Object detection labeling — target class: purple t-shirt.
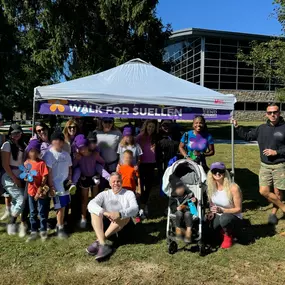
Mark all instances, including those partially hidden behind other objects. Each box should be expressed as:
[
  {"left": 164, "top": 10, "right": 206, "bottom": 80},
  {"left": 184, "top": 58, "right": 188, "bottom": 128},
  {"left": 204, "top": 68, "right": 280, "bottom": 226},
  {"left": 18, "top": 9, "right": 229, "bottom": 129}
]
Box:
[
  {"left": 73, "top": 153, "right": 98, "bottom": 177},
  {"left": 136, "top": 134, "right": 156, "bottom": 163}
]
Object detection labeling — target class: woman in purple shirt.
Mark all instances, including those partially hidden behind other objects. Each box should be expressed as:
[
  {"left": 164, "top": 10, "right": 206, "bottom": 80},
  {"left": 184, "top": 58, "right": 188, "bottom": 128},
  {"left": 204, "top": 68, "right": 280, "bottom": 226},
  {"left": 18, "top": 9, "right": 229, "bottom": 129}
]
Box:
[
  {"left": 136, "top": 120, "right": 157, "bottom": 218},
  {"left": 31, "top": 122, "right": 51, "bottom": 158}
]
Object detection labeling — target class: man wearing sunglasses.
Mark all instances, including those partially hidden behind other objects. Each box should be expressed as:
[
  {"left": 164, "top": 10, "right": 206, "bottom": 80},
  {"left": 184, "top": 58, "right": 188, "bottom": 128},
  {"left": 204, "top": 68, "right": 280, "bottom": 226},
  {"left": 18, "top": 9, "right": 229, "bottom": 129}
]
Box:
[{"left": 232, "top": 103, "right": 285, "bottom": 225}]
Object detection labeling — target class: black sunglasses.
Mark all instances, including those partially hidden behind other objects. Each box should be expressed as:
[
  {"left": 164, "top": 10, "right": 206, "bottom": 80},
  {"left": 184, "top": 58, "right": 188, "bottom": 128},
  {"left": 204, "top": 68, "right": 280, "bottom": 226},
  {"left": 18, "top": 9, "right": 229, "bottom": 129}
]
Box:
[
  {"left": 36, "top": 128, "right": 46, "bottom": 133},
  {"left": 267, "top": 111, "right": 279, "bottom": 115},
  {"left": 68, "top": 125, "right": 77, "bottom": 129},
  {"left": 211, "top": 169, "right": 225, "bottom": 175}
]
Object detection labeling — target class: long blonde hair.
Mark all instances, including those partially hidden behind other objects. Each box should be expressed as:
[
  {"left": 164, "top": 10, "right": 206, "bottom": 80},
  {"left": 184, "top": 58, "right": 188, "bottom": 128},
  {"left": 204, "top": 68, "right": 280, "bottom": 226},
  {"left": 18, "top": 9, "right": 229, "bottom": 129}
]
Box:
[
  {"left": 207, "top": 169, "right": 234, "bottom": 201},
  {"left": 139, "top": 120, "right": 157, "bottom": 146},
  {"left": 63, "top": 119, "right": 78, "bottom": 142}
]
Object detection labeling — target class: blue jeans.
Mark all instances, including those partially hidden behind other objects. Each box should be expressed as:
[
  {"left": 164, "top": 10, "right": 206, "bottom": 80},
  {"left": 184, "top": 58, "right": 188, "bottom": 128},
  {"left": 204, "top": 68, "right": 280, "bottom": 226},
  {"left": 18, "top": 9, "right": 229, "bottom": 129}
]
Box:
[
  {"left": 28, "top": 195, "right": 49, "bottom": 232},
  {"left": 1, "top": 173, "right": 24, "bottom": 216}
]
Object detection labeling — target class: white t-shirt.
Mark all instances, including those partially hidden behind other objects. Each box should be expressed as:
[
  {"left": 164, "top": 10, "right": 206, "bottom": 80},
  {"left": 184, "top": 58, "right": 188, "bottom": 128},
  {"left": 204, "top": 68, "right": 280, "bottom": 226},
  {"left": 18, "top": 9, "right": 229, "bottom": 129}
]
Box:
[
  {"left": 43, "top": 148, "right": 72, "bottom": 196},
  {"left": 97, "top": 130, "right": 122, "bottom": 169},
  {"left": 117, "top": 143, "right": 143, "bottom": 165},
  {"left": 87, "top": 188, "right": 138, "bottom": 218},
  {"left": 1, "top": 141, "right": 24, "bottom": 176}
]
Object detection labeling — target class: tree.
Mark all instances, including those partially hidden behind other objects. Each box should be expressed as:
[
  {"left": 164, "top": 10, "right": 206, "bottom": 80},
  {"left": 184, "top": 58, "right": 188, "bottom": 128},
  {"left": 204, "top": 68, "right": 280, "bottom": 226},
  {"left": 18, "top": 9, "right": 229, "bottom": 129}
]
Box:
[
  {"left": 1, "top": 0, "right": 171, "bottom": 92},
  {"left": 238, "top": 1, "right": 285, "bottom": 99}
]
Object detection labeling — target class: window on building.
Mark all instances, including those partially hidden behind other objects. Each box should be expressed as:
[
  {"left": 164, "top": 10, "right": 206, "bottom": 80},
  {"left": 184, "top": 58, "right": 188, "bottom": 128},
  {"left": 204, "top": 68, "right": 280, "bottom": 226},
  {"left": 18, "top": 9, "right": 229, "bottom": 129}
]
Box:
[
  {"left": 221, "top": 38, "right": 238, "bottom": 46},
  {"left": 204, "top": 74, "right": 219, "bottom": 82},
  {"left": 221, "top": 45, "right": 237, "bottom": 54},
  {"left": 221, "top": 60, "right": 237, "bottom": 69},
  {"left": 221, "top": 67, "right": 237, "bottom": 75},
  {"left": 238, "top": 68, "right": 253, "bottom": 76},
  {"left": 206, "top": 37, "right": 221, "bottom": 45},
  {"left": 205, "top": 44, "right": 220, "bottom": 52},
  {"left": 235, "top": 102, "right": 245, "bottom": 110},
  {"left": 245, "top": 102, "right": 257, "bottom": 111},
  {"left": 205, "top": 59, "right": 219, "bottom": 67},
  {"left": 257, "top": 102, "right": 270, "bottom": 111},
  {"left": 220, "top": 82, "right": 237, "bottom": 89},
  {"left": 238, "top": 83, "right": 253, "bottom": 90},
  {"left": 205, "top": 66, "right": 219, "bottom": 74},
  {"left": 205, "top": 51, "right": 220, "bottom": 60},
  {"left": 204, "top": 81, "right": 219, "bottom": 89}
]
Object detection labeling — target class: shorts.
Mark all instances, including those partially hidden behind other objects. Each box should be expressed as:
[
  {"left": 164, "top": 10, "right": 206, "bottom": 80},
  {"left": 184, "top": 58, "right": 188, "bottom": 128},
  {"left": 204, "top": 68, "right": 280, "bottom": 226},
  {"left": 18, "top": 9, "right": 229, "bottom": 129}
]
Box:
[
  {"left": 259, "top": 162, "right": 285, "bottom": 189},
  {"left": 53, "top": 194, "right": 71, "bottom": 210},
  {"left": 79, "top": 176, "right": 95, "bottom": 189}
]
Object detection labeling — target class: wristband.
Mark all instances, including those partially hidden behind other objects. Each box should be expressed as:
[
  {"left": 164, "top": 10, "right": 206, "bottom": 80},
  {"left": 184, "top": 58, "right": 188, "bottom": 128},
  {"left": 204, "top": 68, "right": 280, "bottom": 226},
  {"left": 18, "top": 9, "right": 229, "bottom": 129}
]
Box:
[{"left": 119, "top": 212, "right": 122, "bottom": 219}]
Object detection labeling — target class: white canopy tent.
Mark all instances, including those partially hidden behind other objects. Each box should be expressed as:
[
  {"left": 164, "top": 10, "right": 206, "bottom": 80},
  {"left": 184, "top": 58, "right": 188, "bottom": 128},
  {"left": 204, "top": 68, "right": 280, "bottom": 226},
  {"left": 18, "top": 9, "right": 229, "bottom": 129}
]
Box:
[{"left": 34, "top": 58, "right": 237, "bottom": 173}]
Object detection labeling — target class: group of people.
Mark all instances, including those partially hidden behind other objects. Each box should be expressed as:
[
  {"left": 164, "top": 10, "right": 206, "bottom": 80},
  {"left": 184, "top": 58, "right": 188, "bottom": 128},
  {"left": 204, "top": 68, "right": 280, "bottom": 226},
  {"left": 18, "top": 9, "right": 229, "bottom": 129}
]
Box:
[{"left": 0, "top": 103, "right": 283, "bottom": 260}]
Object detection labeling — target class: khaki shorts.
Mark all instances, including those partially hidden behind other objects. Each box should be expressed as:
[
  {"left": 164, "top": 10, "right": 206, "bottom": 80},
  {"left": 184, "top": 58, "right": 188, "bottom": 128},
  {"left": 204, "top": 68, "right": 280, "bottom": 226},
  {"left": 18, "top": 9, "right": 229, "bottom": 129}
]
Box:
[{"left": 259, "top": 162, "right": 285, "bottom": 189}]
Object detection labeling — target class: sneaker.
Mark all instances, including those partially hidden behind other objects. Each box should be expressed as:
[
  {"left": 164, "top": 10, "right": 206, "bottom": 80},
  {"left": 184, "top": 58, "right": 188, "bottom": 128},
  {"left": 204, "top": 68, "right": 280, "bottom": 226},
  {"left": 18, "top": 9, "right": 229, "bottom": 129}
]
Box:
[
  {"left": 57, "top": 228, "right": 68, "bottom": 239},
  {"left": 268, "top": 214, "right": 278, "bottom": 225},
  {"left": 86, "top": 240, "right": 99, "bottom": 256},
  {"left": 175, "top": 228, "right": 183, "bottom": 241},
  {"left": 92, "top": 175, "right": 100, "bottom": 185},
  {"left": 7, "top": 223, "right": 17, "bottom": 235},
  {"left": 221, "top": 232, "right": 233, "bottom": 249},
  {"left": 69, "top": 184, "right": 77, "bottom": 195},
  {"left": 139, "top": 209, "right": 146, "bottom": 220},
  {"left": 184, "top": 229, "right": 192, "bottom": 244},
  {"left": 19, "top": 223, "right": 27, "bottom": 238},
  {"left": 95, "top": 244, "right": 112, "bottom": 260},
  {"left": 0, "top": 209, "right": 11, "bottom": 221},
  {"left": 79, "top": 219, "right": 87, "bottom": 229},
  {"left": 26, "top": 232, "right": 38, "bottom": 242},
  {"left": 40, "top": 231, "right": 48, "bottom": 242}
]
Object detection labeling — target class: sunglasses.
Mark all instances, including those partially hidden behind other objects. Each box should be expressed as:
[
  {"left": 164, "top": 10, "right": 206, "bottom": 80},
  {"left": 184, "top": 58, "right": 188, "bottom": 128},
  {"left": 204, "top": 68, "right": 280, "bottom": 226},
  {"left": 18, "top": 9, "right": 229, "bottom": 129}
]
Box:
[
  {"left": 267, "top": 111, "right": 279, "bottom": 115},
  {"left": 103, "top": 120, "right": 113, "bottom": 124},
  {"left": 211, "top": 169, "right": 225, "bottom": 175},
  {"left": 68, "top": 126, "right": 77, "bottom": 130},
  {"left": 36, "top": 128, "right": 46, "bottom": 133}
]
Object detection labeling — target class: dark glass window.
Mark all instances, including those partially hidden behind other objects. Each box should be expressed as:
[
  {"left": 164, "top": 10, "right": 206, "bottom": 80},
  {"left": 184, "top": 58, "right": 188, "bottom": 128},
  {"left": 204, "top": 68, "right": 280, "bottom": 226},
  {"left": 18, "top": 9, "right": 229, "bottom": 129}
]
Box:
[
  {"left": 238, "top": 83, "right": 253, "bottom": 90},
  {"left": 238, "top": 68, "right": 253, "bottom": 76},
  {"left": 221, "top": 60, "right": 237, "bottom": 68},
  {"left": 204, "top": 74, "right": 219, "bottom": 82},
  {"left": 205, "top": 59, "right": 219, "bottom": 67},
  {"left": 245, "top": 102, "right": 257, "bottom": 111},
  {"left": 235, "top": 102, "right": 245, "bottom": 110},
  {"left": 205, "top": 51, "right": 220, "bottom": 60},
  {"left": 221, "top": 45, "right": 237, "bottom": 53},
  {"left": 220, "top": 82, "right": 237, "bottom": 89},
  {"left": 204, "top": 81, "right": 219, "bottom": 89},
  {"left": 206, "top": 37, "right": 220, "bottom": 45},
  {"left": 257, "top": 102, "right": 270, "bottom": 111},
  {"left": 221, "top": 67, "right": 236, "bottom": 75},
  {"left": 205, "top": 66, "right": 219, "bottom": 74},
  {"left": 221, "top": 53, "right": 237, "bottom": 60},
  {"left": 221, "top": 38, "right": 238, "bottom": 46},
  {"left": 205, "top": 44, "right": 220, "bottom": 52},
  {"left": 220, "top": 75, "right": 236, "bottom": 82},
  {"left": 238, "top": 76, "right": 253, "bottom": 83}
]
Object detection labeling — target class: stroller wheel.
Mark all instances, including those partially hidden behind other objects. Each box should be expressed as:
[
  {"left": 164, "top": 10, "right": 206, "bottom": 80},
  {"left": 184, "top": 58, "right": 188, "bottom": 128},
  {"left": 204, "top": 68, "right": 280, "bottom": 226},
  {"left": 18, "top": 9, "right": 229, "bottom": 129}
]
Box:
[{"left": 168, "top": 241, "right": 178, "bottom": 254}]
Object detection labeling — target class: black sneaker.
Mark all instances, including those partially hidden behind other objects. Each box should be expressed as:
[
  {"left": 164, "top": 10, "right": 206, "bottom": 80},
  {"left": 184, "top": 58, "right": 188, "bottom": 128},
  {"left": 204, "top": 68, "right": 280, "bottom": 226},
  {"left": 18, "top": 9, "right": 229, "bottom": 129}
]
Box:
[{"left": 268, "top": 214, "right": 278, "bottom": 225}]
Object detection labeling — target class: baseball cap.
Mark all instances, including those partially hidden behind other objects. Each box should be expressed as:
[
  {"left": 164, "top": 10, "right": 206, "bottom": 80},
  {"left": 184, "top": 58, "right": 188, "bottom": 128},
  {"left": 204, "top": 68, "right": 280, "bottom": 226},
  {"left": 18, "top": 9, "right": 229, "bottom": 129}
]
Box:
[
  {"left": 10, "top": 124, "right": 23, "bottom": 134},
  {"left": 123, "top": 127, "right": 132, "bottom": 136},
  {"left": 74, "top": 134, "right": 88, "bottom": 149},
  {"left": 102, "top": 117, "right": 114, "bottom": 122},
  {"left": 87, "top": 131, "right": 98, "bottom": 143},
  {"left": 210, "top": 162, "right": 226, "bottom": 171},
  {"left": 26, "top": 140, "right": 41, "bottom": 153}
]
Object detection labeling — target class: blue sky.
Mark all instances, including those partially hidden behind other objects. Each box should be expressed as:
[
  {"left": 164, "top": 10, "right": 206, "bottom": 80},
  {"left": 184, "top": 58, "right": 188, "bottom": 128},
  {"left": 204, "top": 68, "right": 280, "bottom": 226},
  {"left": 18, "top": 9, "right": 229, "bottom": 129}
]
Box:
[{"left": 157, "top": 0, "right": 282, "bottom": 36}]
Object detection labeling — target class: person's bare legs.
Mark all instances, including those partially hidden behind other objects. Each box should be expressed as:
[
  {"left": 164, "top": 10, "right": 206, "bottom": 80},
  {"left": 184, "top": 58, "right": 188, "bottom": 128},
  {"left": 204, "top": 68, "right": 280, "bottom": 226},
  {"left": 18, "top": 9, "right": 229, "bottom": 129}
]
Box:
[
  {"left": 272, "top": 188, "right": 283, "bottom": 215},
  {"left": 81, "top": 187, "right": 89, "bottom": 220},
  {"left": 260, "top": 186, "right": 285, "bottom": 212},
  {"left": 105, "top": 218, "right": 130, "bottom": 239},
  {"left": 91, "top": 213, "right": 106, "bottom": 245},
  {"left": 91, "top": 185, "right": 99, "bottom": 199},
  {"left": 57, "top": 208, "right": 65, "bottom": 227}
]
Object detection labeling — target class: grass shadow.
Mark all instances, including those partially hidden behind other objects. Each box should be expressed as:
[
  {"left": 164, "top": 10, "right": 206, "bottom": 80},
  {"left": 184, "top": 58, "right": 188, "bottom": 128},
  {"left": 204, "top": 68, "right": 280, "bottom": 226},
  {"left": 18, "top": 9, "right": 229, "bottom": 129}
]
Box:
[{"left": 234, "top": 168, "right": 268, "bottom": 210}]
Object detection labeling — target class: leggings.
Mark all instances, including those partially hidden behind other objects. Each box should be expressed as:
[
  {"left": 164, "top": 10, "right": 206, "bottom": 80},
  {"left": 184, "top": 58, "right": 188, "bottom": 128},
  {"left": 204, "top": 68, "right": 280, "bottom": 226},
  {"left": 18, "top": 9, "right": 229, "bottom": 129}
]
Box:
[
  {"left": 175, "top": 210, "right": 193, "bottom": 228},
  {"left": 139, "top": 163, "right": 156, "bottom": 205},
  {"left": 212, "top": 213, "right": 240, "bottom": 233}
]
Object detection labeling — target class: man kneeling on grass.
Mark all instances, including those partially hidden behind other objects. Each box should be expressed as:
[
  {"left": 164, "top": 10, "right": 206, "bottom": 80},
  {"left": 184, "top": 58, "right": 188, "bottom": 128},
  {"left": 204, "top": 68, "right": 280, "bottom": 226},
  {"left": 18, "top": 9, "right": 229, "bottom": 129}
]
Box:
[{"left": 86, "top": 172, "right": 138, "bottom": 259}]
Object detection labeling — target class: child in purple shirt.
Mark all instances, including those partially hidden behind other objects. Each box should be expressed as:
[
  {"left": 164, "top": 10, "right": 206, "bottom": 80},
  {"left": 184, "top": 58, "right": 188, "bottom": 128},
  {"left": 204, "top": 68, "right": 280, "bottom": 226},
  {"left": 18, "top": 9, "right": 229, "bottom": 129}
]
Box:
[{"left": 73, "top": 134, "right": 110, "bottom": 229}]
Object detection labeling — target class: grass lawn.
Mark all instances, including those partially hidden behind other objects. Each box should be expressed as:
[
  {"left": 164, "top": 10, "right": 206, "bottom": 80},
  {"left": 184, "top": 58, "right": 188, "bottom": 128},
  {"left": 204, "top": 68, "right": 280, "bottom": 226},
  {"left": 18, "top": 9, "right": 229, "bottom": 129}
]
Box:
[{"left": 1, "top": 144, "right": 285, "bottom": 285}]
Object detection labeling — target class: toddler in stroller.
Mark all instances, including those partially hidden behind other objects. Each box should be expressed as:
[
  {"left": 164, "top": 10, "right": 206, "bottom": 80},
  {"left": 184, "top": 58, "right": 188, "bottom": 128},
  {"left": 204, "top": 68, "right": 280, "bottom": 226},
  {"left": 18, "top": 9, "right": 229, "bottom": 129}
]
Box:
[{"left": 169, "top": 174, "right": 197, "bottom": 243}]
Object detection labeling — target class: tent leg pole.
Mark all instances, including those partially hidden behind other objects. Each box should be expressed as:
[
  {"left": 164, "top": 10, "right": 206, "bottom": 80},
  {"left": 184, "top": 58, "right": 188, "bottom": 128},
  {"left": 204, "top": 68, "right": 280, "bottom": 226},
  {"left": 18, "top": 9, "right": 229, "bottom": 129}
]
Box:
[
  {"left": 231, "top": 122, "right": 235, "bottom": 181},
  {"left": 32, "top": 90, "right": 36, "bottom": 136}
]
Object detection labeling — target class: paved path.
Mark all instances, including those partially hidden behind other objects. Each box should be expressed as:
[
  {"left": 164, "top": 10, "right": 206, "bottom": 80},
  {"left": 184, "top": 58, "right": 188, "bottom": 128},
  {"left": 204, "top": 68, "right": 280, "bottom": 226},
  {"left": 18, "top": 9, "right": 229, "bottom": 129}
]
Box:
[{"left": 215, "top": 139, "right": 257, "bottom": 145}]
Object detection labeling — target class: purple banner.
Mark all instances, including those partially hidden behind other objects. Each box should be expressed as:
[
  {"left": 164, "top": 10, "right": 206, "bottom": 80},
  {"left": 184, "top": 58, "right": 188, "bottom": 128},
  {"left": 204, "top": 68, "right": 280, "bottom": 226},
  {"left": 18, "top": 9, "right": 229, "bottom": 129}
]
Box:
[{"left": 38, "top": 100, "right": 232, "bottom": 120}]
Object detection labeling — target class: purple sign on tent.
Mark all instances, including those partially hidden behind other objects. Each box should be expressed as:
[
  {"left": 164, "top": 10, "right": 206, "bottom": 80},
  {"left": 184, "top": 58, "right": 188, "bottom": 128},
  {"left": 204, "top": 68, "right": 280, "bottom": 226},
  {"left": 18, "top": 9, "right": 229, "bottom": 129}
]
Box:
[{"left": 38, "top": 100, "right": 232, "bottom": 120}]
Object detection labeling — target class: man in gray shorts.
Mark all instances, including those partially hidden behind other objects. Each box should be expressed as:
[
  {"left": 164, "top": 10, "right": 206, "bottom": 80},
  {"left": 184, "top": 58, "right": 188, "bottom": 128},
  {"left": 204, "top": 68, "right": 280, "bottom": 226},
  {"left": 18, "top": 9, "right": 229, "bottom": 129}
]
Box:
[{"left": 233, "top": 103, "right": 285, "bottom": 224}]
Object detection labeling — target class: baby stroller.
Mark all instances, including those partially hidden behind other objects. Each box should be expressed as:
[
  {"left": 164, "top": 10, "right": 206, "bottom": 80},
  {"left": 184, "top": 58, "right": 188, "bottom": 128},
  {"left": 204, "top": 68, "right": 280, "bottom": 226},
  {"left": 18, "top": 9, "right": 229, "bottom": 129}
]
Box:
[{"left": 162, "top": 159, "right": 207, "bottom": 255}]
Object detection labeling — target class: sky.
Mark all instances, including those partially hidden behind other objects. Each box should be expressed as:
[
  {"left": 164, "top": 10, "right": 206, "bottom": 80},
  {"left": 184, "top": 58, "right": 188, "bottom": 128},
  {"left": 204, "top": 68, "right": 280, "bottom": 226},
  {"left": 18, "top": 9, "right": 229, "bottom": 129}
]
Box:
[{"left": 157, "top": 0, "right": 283, "bottom": 36}]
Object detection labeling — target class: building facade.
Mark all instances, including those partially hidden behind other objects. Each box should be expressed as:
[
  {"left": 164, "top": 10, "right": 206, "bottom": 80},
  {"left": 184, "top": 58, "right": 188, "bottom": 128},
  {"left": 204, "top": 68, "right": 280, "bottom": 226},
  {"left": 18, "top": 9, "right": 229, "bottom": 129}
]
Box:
[{"left": 164, "top": 28, "right": 283, "bottom": 120}]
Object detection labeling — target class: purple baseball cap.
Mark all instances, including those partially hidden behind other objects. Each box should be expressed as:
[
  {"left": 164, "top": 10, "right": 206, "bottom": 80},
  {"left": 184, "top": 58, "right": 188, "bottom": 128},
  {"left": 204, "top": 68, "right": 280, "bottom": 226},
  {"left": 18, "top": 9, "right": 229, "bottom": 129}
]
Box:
[
  {"left": 26, "top": 140, "right": 41, "bottom": 153},
  {"left": 210, "top": 162, "right": 226, "bottom": 171},
  {"left": 123, "top": 127, "right": 132, "bottom": 136},
  {"left": 74, "top": 134, "right": 88, "bottom": 149}
]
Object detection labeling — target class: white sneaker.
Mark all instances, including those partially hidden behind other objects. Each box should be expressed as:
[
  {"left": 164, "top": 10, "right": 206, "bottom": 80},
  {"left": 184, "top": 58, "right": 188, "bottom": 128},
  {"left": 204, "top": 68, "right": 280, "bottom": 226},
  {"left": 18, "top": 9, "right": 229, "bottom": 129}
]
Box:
[
  {"left": 79, "top": 219, "right": 87, "bottom": 229},
  {"left": 92, "top": 175, "right": 100, "bottom": 185},
  {"left": 40, "top": 231, "right": 48, "bottom": 242},
  {"left": 7, "top": 224, "right": 17, "bottom": 235},
  {"left": 68, "top": 184, "right": 77, "bottom": 195},
  {"left": 19, "top": 223, "right": 27, "bottom": 238},
  {"left": 139, "top": 209, "right": 146, "bottom": 220},
  {"left": 26, "top": 232, "right": 38, "bottom": 242},
  {"left": 0, "top": 209, "right": 11, "bottom": 221}
]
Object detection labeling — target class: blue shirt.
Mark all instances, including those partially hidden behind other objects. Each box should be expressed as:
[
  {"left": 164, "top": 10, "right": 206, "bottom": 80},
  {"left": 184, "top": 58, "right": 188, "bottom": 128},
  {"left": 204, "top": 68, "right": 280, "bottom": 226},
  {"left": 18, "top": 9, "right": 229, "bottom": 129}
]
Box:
[{"left": 181, "top": 130, "right": 214, "bottom": 157}]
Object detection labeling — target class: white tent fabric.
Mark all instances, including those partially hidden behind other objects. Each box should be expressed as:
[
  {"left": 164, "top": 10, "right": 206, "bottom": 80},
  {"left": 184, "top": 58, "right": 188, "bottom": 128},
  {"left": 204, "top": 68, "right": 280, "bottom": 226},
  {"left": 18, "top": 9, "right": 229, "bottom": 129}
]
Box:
[{"left": 35, "top": 59, "right": 236, "bottom": 110}]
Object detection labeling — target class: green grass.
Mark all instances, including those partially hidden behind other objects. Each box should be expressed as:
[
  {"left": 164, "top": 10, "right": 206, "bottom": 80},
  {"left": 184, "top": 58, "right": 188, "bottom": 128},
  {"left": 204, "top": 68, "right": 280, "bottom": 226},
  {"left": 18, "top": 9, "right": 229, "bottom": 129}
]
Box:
[{"left": 1, "top": 144, "right": 285, "bottom": 285}]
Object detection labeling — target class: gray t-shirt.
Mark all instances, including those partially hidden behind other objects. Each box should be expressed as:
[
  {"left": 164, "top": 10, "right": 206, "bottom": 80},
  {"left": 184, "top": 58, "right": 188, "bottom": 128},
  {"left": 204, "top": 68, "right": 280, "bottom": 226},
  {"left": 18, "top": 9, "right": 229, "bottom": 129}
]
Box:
[
  {"left": 97, "top": 130, "right": 122, "bottom": 171},
  {"left": 117, "top": 143, "right": 143, "bottom": 165}
]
